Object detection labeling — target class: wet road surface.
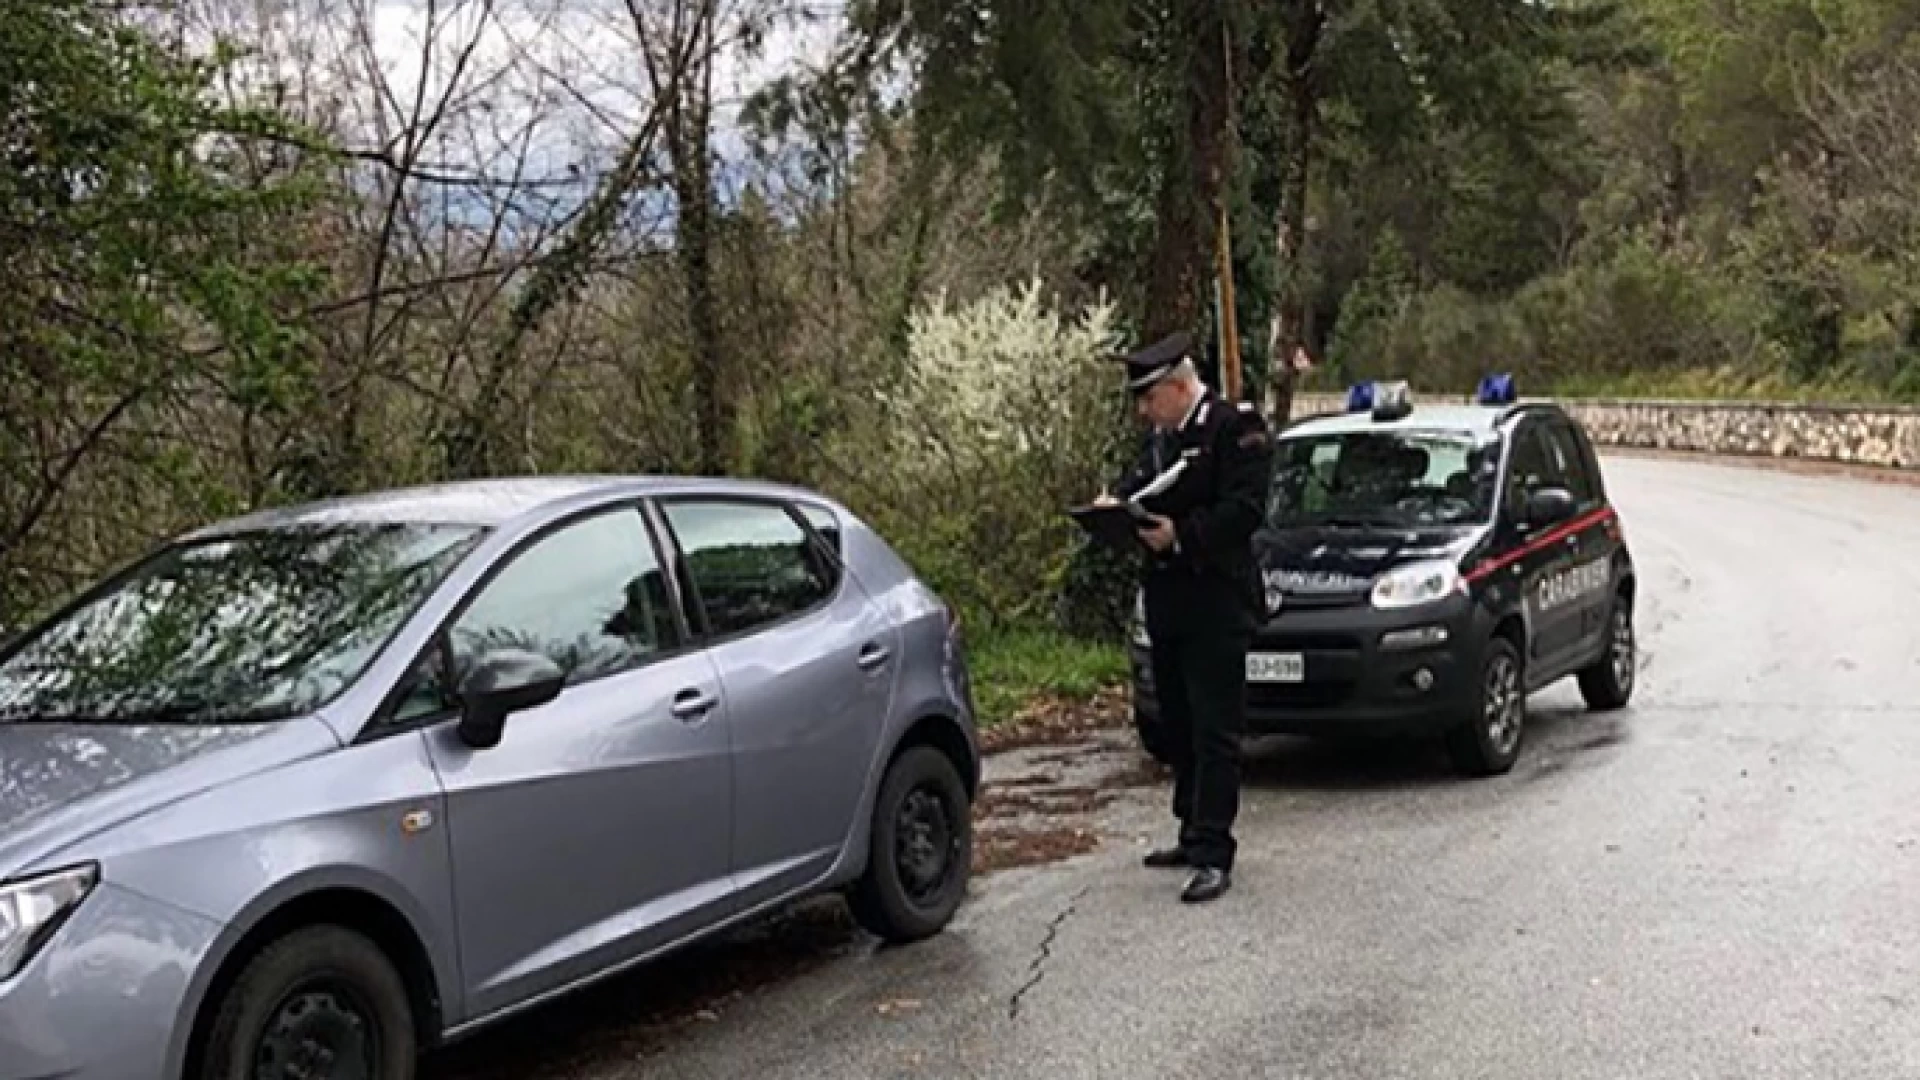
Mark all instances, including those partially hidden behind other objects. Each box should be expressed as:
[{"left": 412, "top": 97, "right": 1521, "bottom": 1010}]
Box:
[{"left": 424, "top": 453, "right": 1920, "bottom": 1079}]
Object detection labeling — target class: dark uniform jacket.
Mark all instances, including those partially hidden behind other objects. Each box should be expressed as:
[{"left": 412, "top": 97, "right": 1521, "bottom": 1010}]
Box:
[{"left": 1113, "top": 388, "right": 1276, "bottom": 636}]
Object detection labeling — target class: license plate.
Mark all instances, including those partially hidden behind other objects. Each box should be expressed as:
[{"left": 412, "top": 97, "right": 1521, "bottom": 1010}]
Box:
[{"left": 1247, "top": 652, "right": 1305, "bottom": 683}]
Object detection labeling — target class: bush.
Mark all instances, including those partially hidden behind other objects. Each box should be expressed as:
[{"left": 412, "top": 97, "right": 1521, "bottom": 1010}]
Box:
[{"left": 823, "top": 276, "right": 1128, "bottom": 636}]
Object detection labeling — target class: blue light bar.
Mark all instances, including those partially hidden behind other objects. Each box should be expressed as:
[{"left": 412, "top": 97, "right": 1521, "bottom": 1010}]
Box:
[
  {"left": 1476, "top": 373, "right": 1517, "bottom": 405},
  {"left": 1346, "top": 382, "right": 1376, "bottom": 412}
]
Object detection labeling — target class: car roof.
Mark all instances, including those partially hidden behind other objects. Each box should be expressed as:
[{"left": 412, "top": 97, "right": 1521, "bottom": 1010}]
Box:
[
  {"left": 1282, "top": 402, "right": 1560, "bottom": 440},
  {"left": 184, "top": 475, "right": 836, "bottom": 539}
]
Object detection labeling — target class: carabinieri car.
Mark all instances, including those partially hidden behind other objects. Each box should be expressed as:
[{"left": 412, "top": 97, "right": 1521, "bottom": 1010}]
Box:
[{"left": 1131, "top": 377, "right": 1638, "bottom": 776}]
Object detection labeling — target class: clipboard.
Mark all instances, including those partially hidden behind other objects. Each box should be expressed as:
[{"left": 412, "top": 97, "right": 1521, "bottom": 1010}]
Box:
[
  {"left": 1068, "top": 500, "right": 1153, "bottom": 555},
  {"left": 1069, "top": 458, "right": 1187, "bottom": 555}
]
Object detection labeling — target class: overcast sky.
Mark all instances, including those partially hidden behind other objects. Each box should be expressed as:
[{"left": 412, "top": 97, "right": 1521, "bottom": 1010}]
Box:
[{"left": 194, "top": 0, "right": 847, "bottom": 189}]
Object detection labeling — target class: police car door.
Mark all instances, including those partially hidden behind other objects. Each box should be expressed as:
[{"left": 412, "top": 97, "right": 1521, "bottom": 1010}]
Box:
[
  {"left": 1505, "top": 420, "right": 1586, "bottom": 677},
  {"left": 1537, "top": 415, "right": 1615, "bottom": 662}
]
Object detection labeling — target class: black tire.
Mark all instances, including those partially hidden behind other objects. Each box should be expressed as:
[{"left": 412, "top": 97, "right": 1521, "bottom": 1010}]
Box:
[
  {"left": 850, "top": 745, "right": 972, "bottom": 944},
  {"left": 198, "top": 925, "right": 416, "bottom": 1080},
  {"left": 1578, "top": 591, "right": 1636, "bottom": 711},
  {"left": 1447, "top": 636, "right": 1526, "bottom": 777}
]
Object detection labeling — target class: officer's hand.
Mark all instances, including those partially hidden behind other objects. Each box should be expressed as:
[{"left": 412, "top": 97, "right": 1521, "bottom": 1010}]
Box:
[{"left": 1138, "top": 514, "right": 1176, "bottom": 552}]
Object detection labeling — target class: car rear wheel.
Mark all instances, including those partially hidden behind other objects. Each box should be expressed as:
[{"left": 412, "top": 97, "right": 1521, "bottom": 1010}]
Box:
[
  {"left": 198, "top": 925, "right": 416, "bottom": 1080},
  {"left": 849, "top": 745, "right": 972, "bottom": 943},
  {"left": 1447, "top": 636, "right": 1525, "bottom": 777},
  {"left": 1578, "top": 592, "right": 1636, "bottom": 711}
]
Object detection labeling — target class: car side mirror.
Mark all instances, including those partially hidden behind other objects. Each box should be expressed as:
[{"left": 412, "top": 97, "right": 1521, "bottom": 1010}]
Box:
[
  {"left": 456, "top": 648, "right": 565, "bottom": 749},
  {"left": 1523, "top": 486, "right": 1577, "bottom": 529}
]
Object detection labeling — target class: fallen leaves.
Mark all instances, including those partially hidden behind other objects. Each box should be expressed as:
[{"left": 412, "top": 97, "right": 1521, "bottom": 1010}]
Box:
[{"left": 979, "top": 686, "right": 1130, "bottom": 754}]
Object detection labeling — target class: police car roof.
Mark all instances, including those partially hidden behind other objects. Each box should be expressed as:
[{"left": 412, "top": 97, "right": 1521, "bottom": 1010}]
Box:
[{"left": 1283, "top": 402, "right": 1533, "bottom": 440}]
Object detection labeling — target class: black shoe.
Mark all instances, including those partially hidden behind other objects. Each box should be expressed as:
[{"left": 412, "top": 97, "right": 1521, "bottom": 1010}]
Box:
[
  {"left": 1181, "top": 866, "right": 1231, "bottom": 903},
  {"left": 1143, "top": 846, "right": 1190, "bottom": 868}
]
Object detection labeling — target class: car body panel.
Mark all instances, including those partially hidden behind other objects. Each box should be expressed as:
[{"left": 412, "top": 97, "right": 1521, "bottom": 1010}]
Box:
[
  {"left": 424, "top": 645, "right": 735, "bottom": 1019},
  {"left": 0, "top": 719, "right": 338, "bottom": 879},
  {"left": 0, "top": 882, "right": 221, "bottom": 1080}
]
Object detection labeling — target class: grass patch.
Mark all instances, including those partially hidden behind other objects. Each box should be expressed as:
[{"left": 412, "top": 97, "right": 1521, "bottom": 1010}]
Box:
[{"left": 968, "top": 627, "right": 1129, "bottom": 729}]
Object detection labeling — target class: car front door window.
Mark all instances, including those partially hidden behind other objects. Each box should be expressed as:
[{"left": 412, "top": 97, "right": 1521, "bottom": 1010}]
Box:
[{"left": 450, "top": 508, "right": 679, "bottom": 690}]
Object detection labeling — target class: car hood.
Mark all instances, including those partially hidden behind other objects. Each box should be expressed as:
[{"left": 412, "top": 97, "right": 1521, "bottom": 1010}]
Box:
[
  {"left": 1254, "top": 523, "right": 1487, "bottom": 603},
  {"left": 0, "top": 718, "right": 339, "bottom": 878}
]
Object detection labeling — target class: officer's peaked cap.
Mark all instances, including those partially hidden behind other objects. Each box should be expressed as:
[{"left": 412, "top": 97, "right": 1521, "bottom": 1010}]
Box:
[{"left": 1114, "top": 331, "right": 1193, "bottom": 393}]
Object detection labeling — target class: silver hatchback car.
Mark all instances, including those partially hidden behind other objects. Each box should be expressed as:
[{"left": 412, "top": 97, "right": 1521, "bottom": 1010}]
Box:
[{"left": 0, "top": 476, "right": 979, "bottom": 1080}]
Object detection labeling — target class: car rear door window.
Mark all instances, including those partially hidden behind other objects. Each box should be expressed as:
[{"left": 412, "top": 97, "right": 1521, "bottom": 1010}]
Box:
[
  {"left": 660, "top": 499, "right": 838, "bottom": 638},
  {"left": 449, "top": 508, "right": 680, "bottom": 689}
]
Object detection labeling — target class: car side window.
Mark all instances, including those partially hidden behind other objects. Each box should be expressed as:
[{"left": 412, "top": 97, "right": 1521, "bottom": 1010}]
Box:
[
  {"left": 1503, "top": 423, "right": 1555, "bottom": 520},
  {"left": 390, "top": 644, "right": 454, "bottom": 725},
  {"left": 660, "top": 499, "right": 838, "bottom": 638},
  {"left": 1540, "top": 419, "right": 1599, "bottom": 508},
  {"left": 448, "top": 508, "right": 679, "bottom": 691},
  {"left": 796, "top": 502, "right": 843, "bottom": 559}
]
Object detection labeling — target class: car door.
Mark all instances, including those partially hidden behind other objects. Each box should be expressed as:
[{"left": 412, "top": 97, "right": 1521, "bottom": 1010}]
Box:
[
  {"left": 653, "top": 495, "right": 896, "bottom": 910},
  {"left": 1503, "top": 420, "right": 1587, "bottom": 679},
  {"left": 412, "top": 504, "right": 735, "bottom": 1019},
  {"left": 1539, "top": 416, "right": 1618, "bottom": 662}
]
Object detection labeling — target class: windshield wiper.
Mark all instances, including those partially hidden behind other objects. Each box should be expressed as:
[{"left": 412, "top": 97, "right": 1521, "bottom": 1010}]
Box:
[{"left": 1315, "top": 513, "right": 1407, "bottom": 529}]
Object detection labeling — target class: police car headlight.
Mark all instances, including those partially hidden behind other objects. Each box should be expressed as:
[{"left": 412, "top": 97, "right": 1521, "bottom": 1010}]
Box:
[
  {"left": 1130, "top": 590, "right": 1150, "bottom": 648},
  {"left": 1370, "top": 560, "right": 1464, "bottom": 610}
]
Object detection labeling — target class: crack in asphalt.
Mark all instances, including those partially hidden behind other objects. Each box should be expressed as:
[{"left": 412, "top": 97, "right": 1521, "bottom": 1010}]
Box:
[{"left": 1008, "top": 885, "right": 1090, "bottom": 1021}]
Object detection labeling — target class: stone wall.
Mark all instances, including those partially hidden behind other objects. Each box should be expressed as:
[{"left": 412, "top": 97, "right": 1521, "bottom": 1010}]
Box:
[{"left": 1286, "top": 392, "right": 1920, "bottom": 471}]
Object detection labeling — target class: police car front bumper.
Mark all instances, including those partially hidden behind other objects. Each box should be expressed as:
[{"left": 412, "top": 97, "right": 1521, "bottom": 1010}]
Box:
[{"left": 1131, "top": 591, "right": 1481, "bottom": 738}]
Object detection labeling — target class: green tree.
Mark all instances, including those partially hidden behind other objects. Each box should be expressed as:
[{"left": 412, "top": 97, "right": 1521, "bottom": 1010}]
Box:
[{"left": 0, "top": 0, "right": 320, "bottom": 627}]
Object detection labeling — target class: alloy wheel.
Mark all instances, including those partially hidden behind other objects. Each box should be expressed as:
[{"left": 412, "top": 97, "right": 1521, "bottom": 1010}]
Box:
[
  {"left": 1610, "top": 607, "right": 1635, "bottom": 691},
  {"left": 1484, "top": 653, "right": 1523, "bottom": 756}
]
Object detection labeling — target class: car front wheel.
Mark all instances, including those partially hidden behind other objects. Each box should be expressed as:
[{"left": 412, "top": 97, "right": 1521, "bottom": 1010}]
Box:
[
  {"left": 198, "top": 925, "right": 416, "bottom": 1080},
  {"left": 850, "top": 745, "right": 972, "bottom": 943},
  {"left": 1447, "top": 636, "right": 1526, "bottom": 777}
]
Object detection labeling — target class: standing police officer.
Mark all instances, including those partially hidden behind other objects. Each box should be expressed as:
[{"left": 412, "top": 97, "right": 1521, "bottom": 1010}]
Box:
[{"left": 1099, "top": 331, "right": 1274, "bottom": 903}]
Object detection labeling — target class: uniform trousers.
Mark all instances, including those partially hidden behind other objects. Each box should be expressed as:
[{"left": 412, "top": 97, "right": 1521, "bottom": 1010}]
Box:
[{"left": 1145, "top": 610, "right": 1250, "bottom": 871}]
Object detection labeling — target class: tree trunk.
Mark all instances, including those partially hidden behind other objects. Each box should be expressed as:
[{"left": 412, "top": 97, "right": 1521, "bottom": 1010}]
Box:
[
  {"left": 1142, "top": 4, "right": 1233, "bottom": 343},
  {"left": 666, "top": 1, "right": 726, "bottom": 476},
  {"left": 1267, "top": 1, "right": 1324, "bottom": 425}
]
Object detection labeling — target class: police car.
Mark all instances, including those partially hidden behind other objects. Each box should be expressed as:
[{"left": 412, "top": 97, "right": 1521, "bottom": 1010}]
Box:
[{"left": 1129, "top": 376, "right": 1637, "bottom": 776}]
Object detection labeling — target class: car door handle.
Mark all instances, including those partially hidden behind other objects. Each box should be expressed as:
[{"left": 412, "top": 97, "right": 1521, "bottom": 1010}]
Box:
[
  {"left": 671, "top": 689, "right": 717, "bottom": 720},
  {"left": 857, "top": 643, "right": 892, "bottom": 671}
]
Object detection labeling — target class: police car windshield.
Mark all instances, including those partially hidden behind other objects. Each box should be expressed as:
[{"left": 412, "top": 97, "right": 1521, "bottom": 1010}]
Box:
[{"left": 1267, "top": 429, "right": 1499, "bottom": 529}]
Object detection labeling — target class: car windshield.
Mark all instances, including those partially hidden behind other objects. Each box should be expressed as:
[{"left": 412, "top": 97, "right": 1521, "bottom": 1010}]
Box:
[
  {"left": 0, "top": 522, "right": 484, "bottom": 726},
  {"left": 1267, "top": 428, "right": 1501, "bottom": 529}
]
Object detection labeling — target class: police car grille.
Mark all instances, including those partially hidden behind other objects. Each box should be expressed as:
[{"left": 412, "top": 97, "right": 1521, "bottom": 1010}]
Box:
[{"left": 1248, "top": 682, "right": 1353, "bottom": 709}]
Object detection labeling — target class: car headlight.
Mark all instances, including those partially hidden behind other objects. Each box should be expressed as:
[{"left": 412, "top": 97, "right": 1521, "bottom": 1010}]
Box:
[
  {"left": 1130, "top": 590, "right": 1150, "bottom": 648},
  {"left": 0, "top": 864, "right": 97, "bottom": 981},
  {"left": 1370, "top": 559, "right": 1465, "bottom": 610}
]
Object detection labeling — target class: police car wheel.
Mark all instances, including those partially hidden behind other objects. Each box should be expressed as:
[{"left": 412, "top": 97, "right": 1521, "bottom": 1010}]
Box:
[
  {"left": 1578, "top": 593, "right": 1636, "bottom": 711},
  {"left": 1447, "top": 637, "right": 1525, "bottom": 777},
  {"left": 849, "top": 745, "right": 971, "bottom": 944}
]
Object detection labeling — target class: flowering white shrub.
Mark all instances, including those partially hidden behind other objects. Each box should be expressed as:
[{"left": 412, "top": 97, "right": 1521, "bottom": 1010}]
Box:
[
  {"left": 887, "top": 275, "right": 1121, "bottom": 465},
  {"left": 850, "top": 276, "right": 1129, "bottom": 628}
]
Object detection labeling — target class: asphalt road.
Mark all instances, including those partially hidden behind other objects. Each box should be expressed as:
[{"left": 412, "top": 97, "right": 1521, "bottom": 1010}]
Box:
[{"left": 425, "top": 453, "right": 1920, "bottom": 1079}]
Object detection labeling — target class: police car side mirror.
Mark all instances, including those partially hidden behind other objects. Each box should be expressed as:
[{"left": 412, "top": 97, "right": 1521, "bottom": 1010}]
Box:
[{"left": 1523, "top": 486, "right": 1577, "bottom": 529}]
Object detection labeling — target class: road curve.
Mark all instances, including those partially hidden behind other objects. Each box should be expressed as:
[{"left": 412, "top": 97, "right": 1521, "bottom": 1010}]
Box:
[{"left": 427, "top": 453, "right": 1920, "bottom": 1079}]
